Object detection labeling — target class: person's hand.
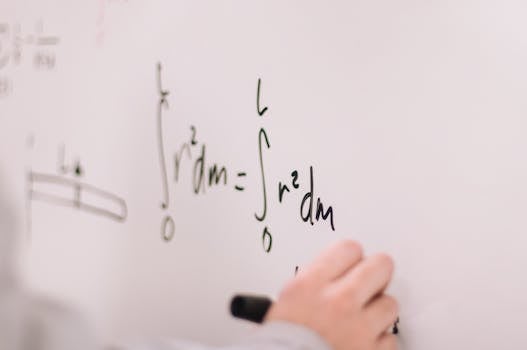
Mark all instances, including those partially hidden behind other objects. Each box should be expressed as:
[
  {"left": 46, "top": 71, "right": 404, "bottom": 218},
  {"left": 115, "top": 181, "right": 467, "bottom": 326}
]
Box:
[{"left": 265, "top": 240, "right": 398, "bottom": 350}]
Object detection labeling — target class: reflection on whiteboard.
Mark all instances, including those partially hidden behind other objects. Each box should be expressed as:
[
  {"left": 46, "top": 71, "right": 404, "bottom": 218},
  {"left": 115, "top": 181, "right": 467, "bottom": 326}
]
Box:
[{"left": 0, "top": 20, "right": 60, "bottom": 98}]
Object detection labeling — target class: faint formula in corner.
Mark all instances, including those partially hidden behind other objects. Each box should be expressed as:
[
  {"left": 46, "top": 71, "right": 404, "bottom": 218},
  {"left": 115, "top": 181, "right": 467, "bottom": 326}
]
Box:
[{"left": 0, "top": 20, "right": 60, "bottom": 98}]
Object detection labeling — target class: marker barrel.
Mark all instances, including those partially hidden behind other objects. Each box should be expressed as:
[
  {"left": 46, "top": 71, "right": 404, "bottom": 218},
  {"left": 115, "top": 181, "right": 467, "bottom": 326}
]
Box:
[{"left": 230, "top": 295, "right": 272, "bottom": 324}]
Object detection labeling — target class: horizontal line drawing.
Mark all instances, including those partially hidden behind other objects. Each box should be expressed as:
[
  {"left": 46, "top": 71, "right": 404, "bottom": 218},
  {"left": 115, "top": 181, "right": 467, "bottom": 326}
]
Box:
[
  {"left": 37, "top": 37, "right": 60, "bottom": 46},
  {"left": 28, "top": 171, "right": 127, "bottom": 222}
]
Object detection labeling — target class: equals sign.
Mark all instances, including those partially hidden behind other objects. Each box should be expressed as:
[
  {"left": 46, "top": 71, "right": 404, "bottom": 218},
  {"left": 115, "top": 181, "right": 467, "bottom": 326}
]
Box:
[{"left": 234, "top": 172, "right": 247, "bottom": 191}]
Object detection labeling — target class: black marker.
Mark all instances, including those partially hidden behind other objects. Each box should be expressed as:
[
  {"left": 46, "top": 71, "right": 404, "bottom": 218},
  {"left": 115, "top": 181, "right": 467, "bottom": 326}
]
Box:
[{"left": 230, "top": 295, "right": 272, "bottom": 323}]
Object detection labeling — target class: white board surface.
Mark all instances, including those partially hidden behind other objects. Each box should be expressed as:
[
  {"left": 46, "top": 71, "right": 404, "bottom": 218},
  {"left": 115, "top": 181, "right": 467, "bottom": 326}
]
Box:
[{"left": 1, "top": 1, "right": 527, "bottom": 349}]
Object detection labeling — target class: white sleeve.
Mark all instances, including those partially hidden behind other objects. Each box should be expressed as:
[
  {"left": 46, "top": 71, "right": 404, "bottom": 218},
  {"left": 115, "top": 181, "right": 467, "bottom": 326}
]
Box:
[
  {"left": 121, "top": 321, "right": 332, "bottom": 350},
  {"left": 225, "top": 321, "right": 332, "bottom": 350},
  {"left": 0, "top": 288, "right": 97, "bottom": 350}
]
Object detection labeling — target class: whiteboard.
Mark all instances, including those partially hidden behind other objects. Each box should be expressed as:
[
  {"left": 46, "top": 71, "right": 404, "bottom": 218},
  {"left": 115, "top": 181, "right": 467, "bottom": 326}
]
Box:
[{"left": 1, "top": 1, "right": 527, "bottom": 349}]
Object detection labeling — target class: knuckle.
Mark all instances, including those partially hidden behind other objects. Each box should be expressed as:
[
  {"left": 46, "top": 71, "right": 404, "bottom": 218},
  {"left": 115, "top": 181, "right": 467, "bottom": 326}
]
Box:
[
  {"left": 374, "top": 253, "right": 394, "bottom": 273},
  {"left": 335, "top": 283, "right": 362, "bottom": 307},
  {"left": 340, "top": 239, "right": 363, "bottom": 257},
  {"left": 384, "top": 295, "right": 399, "bottom": 316},
  {"left": 326, "top": 285, "right": 357, "bottom": 309}
]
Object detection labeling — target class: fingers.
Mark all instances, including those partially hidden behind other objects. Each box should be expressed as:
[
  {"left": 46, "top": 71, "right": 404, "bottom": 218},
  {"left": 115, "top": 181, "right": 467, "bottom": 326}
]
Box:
[
  {"left": 354, "top": 253, "right": 394, "bottom": 304},
  {"left": 333, "top": 253, "right": 394, "bottom": 305},
  {"left": 301, "top": 240, "right": 363, "bottom": 282},
  {"left": 377, "top": 334, "right": 398, "bottom": 350},
  {"left": 365, "top": 294, "right": 399, "bottom": 335}
]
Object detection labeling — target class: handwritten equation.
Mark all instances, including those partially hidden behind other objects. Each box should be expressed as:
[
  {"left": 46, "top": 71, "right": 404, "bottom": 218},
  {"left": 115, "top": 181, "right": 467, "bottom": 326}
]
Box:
[
  {"left": 155, "top": 63, "right": 336, "bottom": 252},
  {"left": 26, "top": 141, "right": 127, "bottom": 234},
  {"left": 0, "top": 20, "right": 60, "bottom": 98}
]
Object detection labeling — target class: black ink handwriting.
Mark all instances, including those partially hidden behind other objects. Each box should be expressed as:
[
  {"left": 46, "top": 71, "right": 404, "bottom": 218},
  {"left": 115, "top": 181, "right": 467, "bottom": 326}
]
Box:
[{"left": 255, "top": 128, "right": 270, "bottom": 221}]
